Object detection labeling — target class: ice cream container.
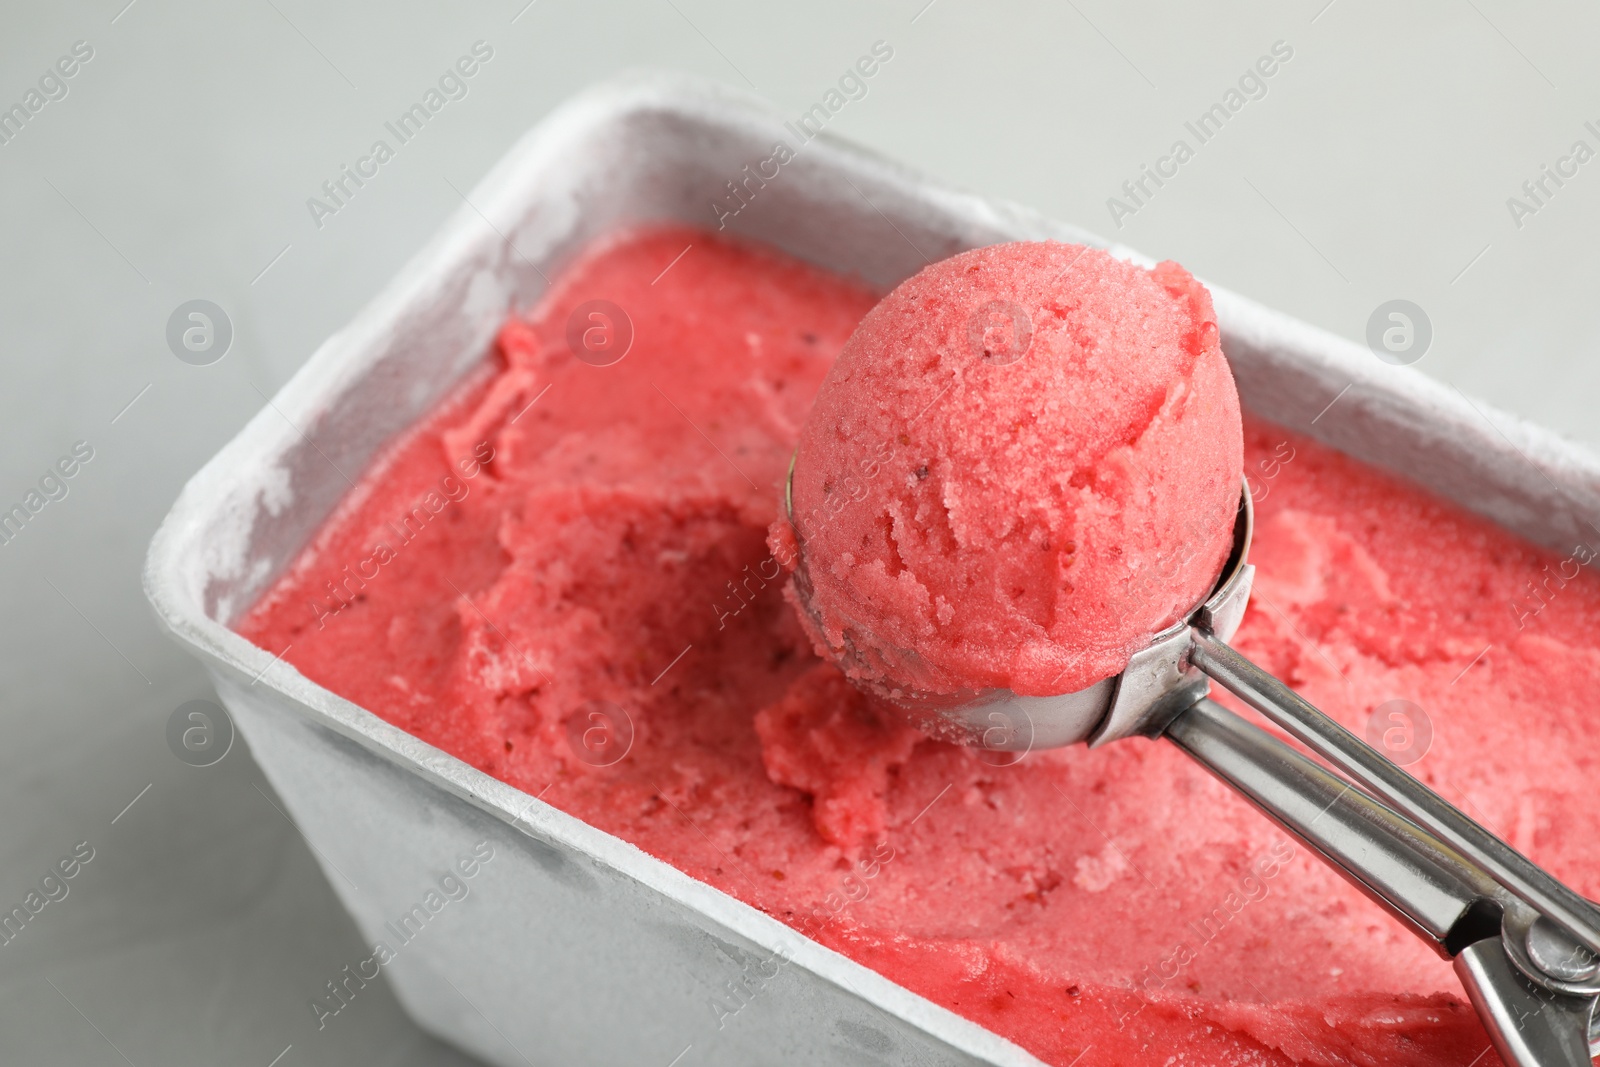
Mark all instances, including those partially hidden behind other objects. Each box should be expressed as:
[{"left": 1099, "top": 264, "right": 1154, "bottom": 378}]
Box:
[{"left": 143, "top": 71, "right": 1600, "bottom": 1067}]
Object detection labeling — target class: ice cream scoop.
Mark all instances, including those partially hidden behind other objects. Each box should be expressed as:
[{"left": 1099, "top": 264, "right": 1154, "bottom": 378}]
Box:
[{"left": 782, "top": 242, "right": 1600, "bottom": 1067}]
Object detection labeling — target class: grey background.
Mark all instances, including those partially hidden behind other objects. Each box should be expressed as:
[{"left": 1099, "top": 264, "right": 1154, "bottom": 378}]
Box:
[{"left": 2, "top": 0, "right": 1596, "bottom": 1063}]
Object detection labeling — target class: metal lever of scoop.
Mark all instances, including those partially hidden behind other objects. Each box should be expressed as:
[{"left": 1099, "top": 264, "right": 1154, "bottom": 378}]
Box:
[
  {"left": 1456, "top": 939, "right": 1599, "bottom": 1067},
  {"left": 1163, "top": 696, "right": 1599, "bottom": 1067},
  {"left": 1188, "top": 629, "right": 1600, "bottom": 964},
  {"left": 1165, "top": 697, "right": 1496, "bottom": 952}
]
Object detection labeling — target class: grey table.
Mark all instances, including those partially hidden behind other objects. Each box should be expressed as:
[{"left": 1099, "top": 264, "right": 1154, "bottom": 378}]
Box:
[{"left": 3, "top": 0, "right": 1597, "bottom": 1063}]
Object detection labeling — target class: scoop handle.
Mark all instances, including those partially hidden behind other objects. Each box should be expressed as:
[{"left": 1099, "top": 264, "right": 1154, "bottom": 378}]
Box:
[
  {"left": 1164, "top": 696, "right": 1597, "bottom": 1067},
  {"left": 1164, "top": 696, "right": 1493, "bottom": 949},
  {"left": 1189, "top": 629, "right": 1600, "bottom": 962}
]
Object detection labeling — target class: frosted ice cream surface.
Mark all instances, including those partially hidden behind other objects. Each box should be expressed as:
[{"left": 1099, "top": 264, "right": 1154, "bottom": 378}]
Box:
[
  {"left": 780, "top": 242, "right": 1245, "bottom": 699},
  {"left": 238, "top": 227, "right": 1600, "bottom": 1067}
]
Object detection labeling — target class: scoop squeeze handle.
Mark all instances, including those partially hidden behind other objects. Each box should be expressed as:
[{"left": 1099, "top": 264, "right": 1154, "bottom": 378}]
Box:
[
  {"left": 1165, "top": 696, "right": 1494, "bottom": 950},
  {"left": 1189, "top": 629, "right": 1600, "bottom": 962},
  {"left": 1164, "top": 693, "right": 1598, "bottom": 1067}
]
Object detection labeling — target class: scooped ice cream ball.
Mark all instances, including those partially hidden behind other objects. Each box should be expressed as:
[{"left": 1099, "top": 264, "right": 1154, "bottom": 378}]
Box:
[{"left": 776, "top": 241, "right": 1244, "bottom": 700}]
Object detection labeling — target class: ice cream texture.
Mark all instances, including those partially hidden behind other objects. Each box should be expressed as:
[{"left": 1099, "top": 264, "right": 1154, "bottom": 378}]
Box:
[
  {"left": 239, "top": 224, "right": 1600, "bottom": 1067},
  {"left": 784, "top": 241, "right": 1243, "bottom": 699}
]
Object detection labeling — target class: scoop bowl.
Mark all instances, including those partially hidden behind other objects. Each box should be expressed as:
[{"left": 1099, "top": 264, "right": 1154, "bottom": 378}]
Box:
[{"left": 783, "top": 462, "right": 1255, "bottom": 754}]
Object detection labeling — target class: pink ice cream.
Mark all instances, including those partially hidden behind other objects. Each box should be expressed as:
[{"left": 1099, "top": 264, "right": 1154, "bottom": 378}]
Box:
[
  {"left": 237, "top": 224, "right": 1600, "bottom": 1067},
  {"left": 782, "top": 242, "right": 1244, "bottom": 699}
]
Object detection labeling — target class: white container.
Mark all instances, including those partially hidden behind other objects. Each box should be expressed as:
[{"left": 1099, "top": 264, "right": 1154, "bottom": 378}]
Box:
[{"left": 144, "top": 72, "right": 1600, "bottom": 1067}]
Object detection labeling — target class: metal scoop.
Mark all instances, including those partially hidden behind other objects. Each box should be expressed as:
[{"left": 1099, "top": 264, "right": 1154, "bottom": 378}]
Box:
[{"left": 786, "top": 468, "right": 1600, "bottom": 1067}]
